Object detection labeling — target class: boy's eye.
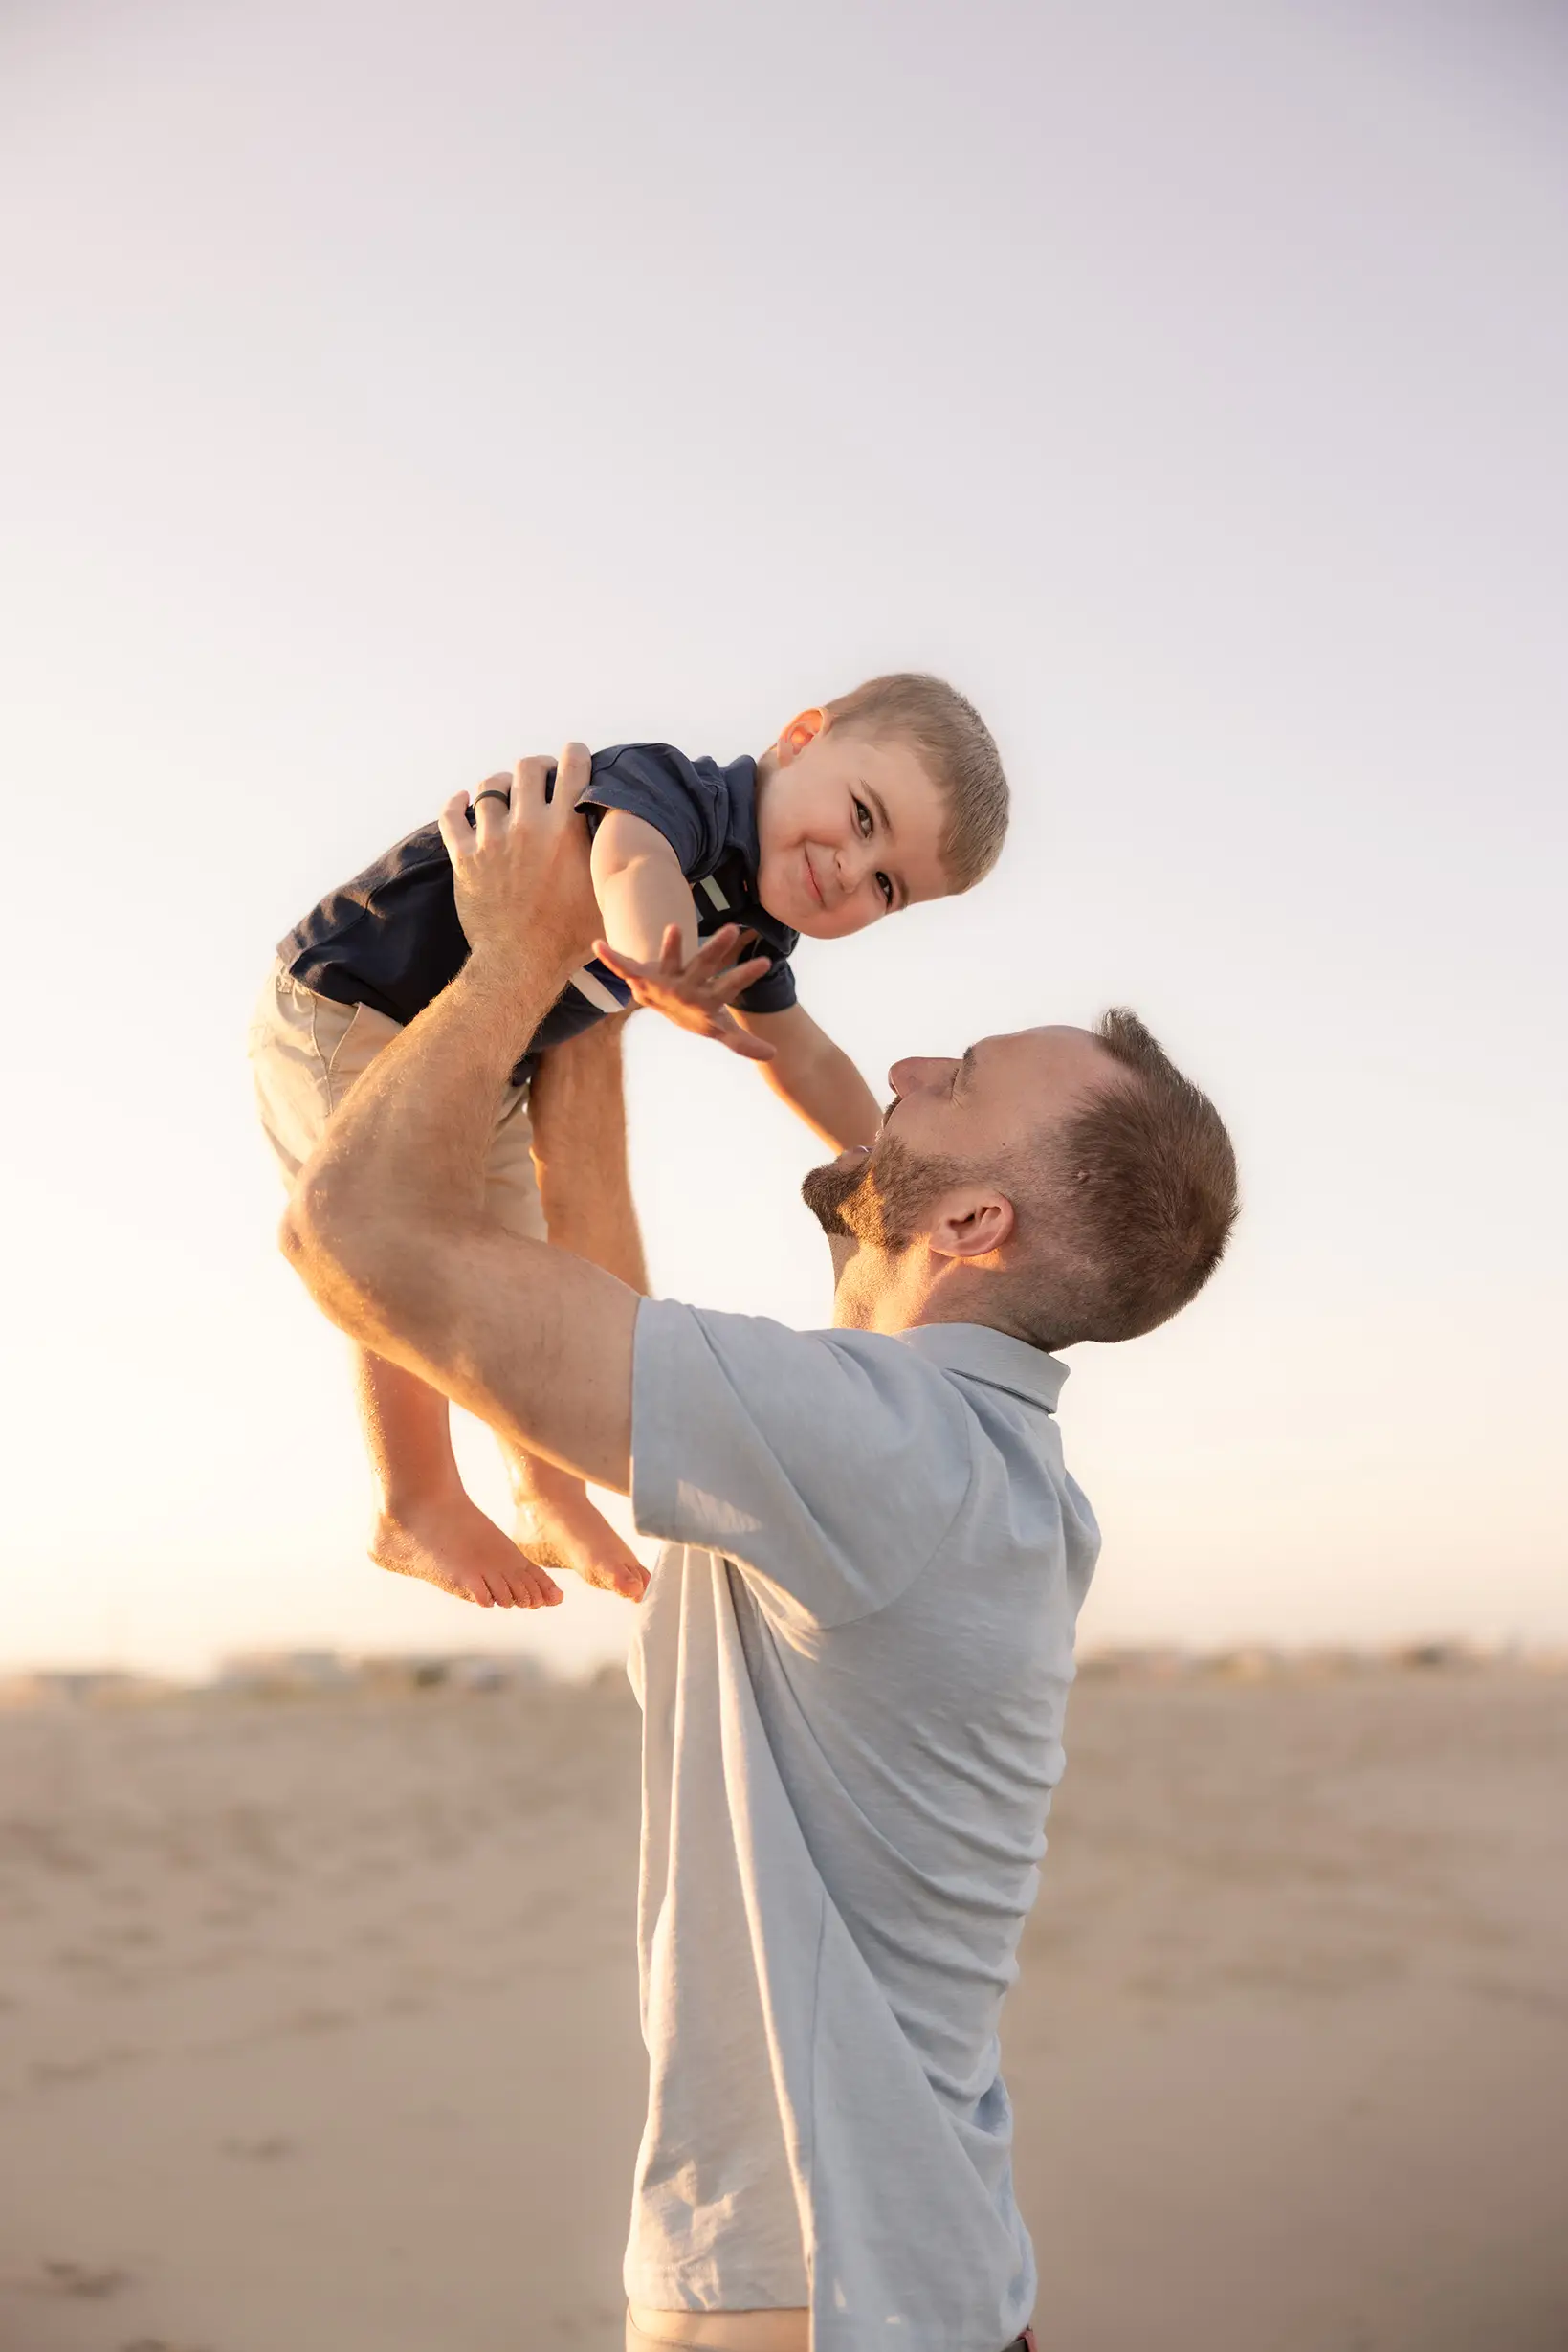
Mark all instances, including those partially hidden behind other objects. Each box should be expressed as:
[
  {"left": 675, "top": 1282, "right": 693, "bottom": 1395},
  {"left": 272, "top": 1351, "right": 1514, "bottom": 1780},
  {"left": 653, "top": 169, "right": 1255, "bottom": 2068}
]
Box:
[
  {"left": 853, "top": 796, "right": 872, "bottom": 837},
  {"left": 876, "top": 872, "right": 894, "bottom": 907}
]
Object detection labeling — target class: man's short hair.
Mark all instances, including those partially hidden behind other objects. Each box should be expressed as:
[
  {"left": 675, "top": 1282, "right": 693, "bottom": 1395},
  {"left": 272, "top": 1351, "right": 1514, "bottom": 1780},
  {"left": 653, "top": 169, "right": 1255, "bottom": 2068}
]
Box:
[
  {"left": 1006, "top": 1010, "right": 1239, "bottom": 1349},
  {"left": 825, "top": 672, "right": 1007, "bottom": 892}
]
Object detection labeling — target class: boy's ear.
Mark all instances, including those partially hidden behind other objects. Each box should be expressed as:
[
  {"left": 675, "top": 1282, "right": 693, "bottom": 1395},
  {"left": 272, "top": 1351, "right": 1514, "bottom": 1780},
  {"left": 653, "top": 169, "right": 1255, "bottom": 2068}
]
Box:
[{"left": 777, "top": 707, "right": 828, "bottom": 765}]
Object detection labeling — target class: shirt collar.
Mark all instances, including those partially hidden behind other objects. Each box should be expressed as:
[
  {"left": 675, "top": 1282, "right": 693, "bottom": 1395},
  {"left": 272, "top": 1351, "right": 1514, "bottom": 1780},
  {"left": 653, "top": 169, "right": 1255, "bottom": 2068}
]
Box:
[
  {"left": 723, "top": 753, "right": 761, "bottom": 862},
  {"left": 893, "top": 1321, "right": 1069, "bottom": 1413},
  {"left": 723, "top": 755, "right": 797, "bottom": 952}
]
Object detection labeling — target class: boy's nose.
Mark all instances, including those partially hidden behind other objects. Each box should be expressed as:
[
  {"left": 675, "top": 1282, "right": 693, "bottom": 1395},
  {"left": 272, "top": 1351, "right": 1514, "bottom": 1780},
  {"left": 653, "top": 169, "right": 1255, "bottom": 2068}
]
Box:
[{"left": 834, "top": 835, "right": 876, "bottom": 896}]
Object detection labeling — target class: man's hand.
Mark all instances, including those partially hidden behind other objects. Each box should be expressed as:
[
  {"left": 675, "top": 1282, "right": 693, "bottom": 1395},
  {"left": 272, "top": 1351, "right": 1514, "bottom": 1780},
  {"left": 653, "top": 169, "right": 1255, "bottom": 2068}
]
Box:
[
  {"left": 594, "top": 924, "right": 778, "bottom": 1062},
  {"left": 438, "top": 746, "right": 601, "bottom": 973}
]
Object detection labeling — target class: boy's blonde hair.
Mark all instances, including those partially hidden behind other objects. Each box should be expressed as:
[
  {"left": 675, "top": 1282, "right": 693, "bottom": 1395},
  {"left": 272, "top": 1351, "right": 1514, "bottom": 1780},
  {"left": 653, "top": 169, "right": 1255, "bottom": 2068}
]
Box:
[{"left": 825, "top": 672, "right": 1008, "bottom": 891}]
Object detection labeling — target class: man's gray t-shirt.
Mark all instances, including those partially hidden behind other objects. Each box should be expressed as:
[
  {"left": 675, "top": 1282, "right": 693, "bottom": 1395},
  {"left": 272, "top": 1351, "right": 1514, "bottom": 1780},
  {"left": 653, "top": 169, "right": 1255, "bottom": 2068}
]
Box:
[{"left": 625, "top": 1300, "right": 1101, "bottom": 2352}]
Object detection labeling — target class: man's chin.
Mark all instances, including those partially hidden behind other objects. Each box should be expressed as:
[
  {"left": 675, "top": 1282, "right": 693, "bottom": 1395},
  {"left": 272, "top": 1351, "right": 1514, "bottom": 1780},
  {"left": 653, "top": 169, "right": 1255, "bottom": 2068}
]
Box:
[
  {"left": 800, "top": 1145, "right": 872, "bottom": 1237},
  {"left": 803, "top": 1130, "right": 967, "bottom": 1257}
]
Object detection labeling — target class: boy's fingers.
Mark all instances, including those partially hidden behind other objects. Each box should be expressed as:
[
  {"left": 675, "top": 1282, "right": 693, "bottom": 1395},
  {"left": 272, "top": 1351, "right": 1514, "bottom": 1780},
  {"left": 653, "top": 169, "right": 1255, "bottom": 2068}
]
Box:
[
  {"left": 719, "top": 1022, "right": 777, "bottom": 1062},
  {"left": 690, "top": 931, "right": 773, "bottom": 989},
  {"left": 684, "top": 924, "right": 743, "bottom": 977},
  {"left": 595, "top": 928, "right": 766, "bottom": 991},
  {"left": 710, "top": 956, "right": 774, "bottom": 1000},
  {"left": 593, "top": 939, "right": 656, "bottom": 985},
  {"left": 708, "top": 1008, "right": 775, "bottom": 1060}
]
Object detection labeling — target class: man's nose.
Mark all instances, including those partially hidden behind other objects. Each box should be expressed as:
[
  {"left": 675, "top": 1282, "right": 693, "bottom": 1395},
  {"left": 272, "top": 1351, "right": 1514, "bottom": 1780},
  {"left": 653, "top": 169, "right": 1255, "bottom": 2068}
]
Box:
[{"left": 888, "top": 1055, "right": 955, "bottom": 1098}]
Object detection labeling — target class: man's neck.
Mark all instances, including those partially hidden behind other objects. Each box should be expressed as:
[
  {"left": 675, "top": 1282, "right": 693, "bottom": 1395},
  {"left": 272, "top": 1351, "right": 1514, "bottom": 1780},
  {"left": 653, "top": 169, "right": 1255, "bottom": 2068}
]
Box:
[
  {"left": 829, "top": 1243, "right": 943, "bottom": 1335},
  {"left": 829, "top": 1240, "right": 1026, "bottom": 1341}
]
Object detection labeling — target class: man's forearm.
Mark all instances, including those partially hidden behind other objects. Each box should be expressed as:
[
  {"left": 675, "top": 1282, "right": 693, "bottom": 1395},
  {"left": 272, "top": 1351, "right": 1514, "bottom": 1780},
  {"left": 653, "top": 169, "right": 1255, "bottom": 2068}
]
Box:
[
  {"left": 528, "top": 1013, "right": 649, "bottom": 1293},
  {"left": 296, "top": 940, "right": 571, "bottom": 1246}
]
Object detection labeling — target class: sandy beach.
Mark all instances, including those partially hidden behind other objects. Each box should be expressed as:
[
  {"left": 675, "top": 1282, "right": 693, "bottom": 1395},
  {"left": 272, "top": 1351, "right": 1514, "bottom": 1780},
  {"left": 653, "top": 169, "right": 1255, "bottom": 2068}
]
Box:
[{"left": 2, "top": 1659, "right": 1564, "bottom": 2352}]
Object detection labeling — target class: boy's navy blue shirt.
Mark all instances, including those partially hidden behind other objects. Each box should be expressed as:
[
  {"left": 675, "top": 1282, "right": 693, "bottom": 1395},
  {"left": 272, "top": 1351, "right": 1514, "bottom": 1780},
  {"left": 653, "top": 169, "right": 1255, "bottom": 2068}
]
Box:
[{"left": 277, "top": 744, "right": 799, "bottom": 1085}]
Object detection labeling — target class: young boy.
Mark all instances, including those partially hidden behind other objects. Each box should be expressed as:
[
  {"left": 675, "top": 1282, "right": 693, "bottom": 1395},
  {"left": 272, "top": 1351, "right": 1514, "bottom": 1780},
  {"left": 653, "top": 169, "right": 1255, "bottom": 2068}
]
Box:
[{"left": 250, "top": 672, "right": 1008, "bottom": 1610}]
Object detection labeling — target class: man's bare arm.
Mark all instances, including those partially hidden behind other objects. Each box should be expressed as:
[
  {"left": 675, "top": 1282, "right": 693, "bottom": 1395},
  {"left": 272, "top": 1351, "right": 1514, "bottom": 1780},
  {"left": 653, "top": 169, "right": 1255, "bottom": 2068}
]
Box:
[{"left": 280, "top": 751, "right": 638, "bottom": 1494}]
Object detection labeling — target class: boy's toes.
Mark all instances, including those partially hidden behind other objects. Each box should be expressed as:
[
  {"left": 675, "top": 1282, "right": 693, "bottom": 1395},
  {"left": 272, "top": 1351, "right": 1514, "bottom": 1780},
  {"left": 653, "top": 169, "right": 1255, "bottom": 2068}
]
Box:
[
  {"left": 504, "top": 1561, "right": 563, "bottom": 1609},
  {"left": 558, "top": 1529, "right": 649, "bottom": 1601},
  {"left": 478, "top": 1547, "right": 561, "bottom": 1609},
  {"left": 581, "top": 1551, "right": 650, "bottom": 1603},
  {"left": 512, "top": 1496, "right": 648, "bottom": 1603},
  {"left": 370, "top": 1500, "right": 563, "bottom": 1610}
]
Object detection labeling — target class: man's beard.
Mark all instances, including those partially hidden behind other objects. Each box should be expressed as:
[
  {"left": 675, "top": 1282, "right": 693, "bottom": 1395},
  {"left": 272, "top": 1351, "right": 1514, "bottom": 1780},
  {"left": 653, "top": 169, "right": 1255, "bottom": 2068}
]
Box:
[{"left": 801, "top": 1132, "right": 972, "bottom": 1252}]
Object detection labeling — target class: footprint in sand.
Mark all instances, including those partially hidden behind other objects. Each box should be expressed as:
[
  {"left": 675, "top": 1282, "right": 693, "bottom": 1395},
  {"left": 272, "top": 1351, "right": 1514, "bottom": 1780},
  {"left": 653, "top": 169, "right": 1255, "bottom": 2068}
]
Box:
[
  {"left": 38, "top": 2258, "right": 129, "bottom": 2297},
  {"left": 221, "top": 2133, "right": 295, "bottom": 2162},
  {"left": 30, "top": 2046, "right": 140, "bottom": 2085},
  {"left": 285, "top": 2005, "right": 351, "bottom": 2035}
]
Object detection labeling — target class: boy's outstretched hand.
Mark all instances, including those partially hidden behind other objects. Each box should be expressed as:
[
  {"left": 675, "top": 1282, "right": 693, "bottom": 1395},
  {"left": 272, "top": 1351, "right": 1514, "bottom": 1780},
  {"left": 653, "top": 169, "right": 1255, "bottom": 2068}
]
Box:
[{"left": 594, "top": 925, "right": 779, "bottom": 1062}]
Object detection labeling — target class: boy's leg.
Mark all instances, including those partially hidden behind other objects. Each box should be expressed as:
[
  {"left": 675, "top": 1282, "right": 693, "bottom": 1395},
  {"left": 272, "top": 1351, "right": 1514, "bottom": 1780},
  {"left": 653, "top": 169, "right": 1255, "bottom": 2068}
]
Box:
[
  {"left": 506, "top": 1447, "right": 644, "bottom": 1600},
  {"left": 357, "top": 1347, "right": 563, "bottom": 1610},
  {"left": 495, "top": 1015, "right": 650, "bottom": 1602},
  {"left": 250, "top": 965, "right": 559, "bottom": 1609}
]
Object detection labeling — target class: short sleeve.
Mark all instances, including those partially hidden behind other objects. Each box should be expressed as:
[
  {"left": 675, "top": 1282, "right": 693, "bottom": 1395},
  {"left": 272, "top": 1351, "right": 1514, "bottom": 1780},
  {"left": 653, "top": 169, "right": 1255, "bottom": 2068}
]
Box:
[
  {"left": 735, "top": 954, "right": 797, "bottom": 1015},
  {"left": 578, "top": 744, "right": 728, "bottom": 880},
  {"left": 629, "top": 1298, "right": 975, "bottom": 1634}
]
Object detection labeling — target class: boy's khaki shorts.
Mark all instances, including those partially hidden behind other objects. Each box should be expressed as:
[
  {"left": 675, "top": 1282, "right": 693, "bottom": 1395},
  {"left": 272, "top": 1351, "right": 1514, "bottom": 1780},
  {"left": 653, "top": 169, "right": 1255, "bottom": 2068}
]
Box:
[{"left": 248, "top": 961, "right": 545, "bottom": 1240}]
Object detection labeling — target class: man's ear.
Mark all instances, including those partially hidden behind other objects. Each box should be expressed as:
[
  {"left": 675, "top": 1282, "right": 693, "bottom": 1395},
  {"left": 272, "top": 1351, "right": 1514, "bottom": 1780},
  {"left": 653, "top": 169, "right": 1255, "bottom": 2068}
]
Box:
[
  {"left": 777, "top": 707, "right": 828, "bottom": 765},
  {"left": 929, "top": 1189, "right": 1016, "bottom": 1262}
]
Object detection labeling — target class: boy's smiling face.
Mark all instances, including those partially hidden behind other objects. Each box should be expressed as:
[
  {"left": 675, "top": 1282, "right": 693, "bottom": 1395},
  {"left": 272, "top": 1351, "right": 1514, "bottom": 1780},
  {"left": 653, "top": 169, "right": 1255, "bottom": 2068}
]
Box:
[{"left": 754, "top": 709, "right": 953, "bottom": 939}]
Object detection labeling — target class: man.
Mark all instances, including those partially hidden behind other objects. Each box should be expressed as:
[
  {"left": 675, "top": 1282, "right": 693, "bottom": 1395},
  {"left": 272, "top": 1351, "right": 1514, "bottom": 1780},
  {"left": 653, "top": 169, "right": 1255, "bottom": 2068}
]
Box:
[{"left": 282, "top": 749, "right": 1239, "bottom": 2352}]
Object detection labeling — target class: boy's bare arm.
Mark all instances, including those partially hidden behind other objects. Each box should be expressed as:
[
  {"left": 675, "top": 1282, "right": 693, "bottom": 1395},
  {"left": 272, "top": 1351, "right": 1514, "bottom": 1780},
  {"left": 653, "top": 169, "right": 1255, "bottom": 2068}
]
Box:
[
  {"left": 590, "top": 809, "right": 698, "bottom": 966},
  {"left": 281, "top": 751, "right": 638, "bottom": 1495},
  {"left": 736, "top": 1002, "right": 881, "bottom": 1153},
  {"left": 527, "top": 1011, "right": 648, "bottom": 1292}
]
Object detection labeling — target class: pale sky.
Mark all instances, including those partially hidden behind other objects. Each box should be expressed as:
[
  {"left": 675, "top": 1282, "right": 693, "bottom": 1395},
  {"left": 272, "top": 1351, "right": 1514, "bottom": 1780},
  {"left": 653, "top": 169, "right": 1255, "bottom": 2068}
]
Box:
[{"left": 3, "top": 0, "right": 1564, "bottom": 1678}]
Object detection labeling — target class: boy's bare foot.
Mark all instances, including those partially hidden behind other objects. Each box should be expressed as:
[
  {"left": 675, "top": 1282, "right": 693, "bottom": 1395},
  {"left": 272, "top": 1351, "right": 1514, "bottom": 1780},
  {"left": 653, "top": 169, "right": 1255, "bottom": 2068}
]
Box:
[
  {"left": 511, "top": 1460, "right": 649, "bottom": 1603},
  {"left": 369, "top": 1492, "right": 563, "bottom": 1609}
]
